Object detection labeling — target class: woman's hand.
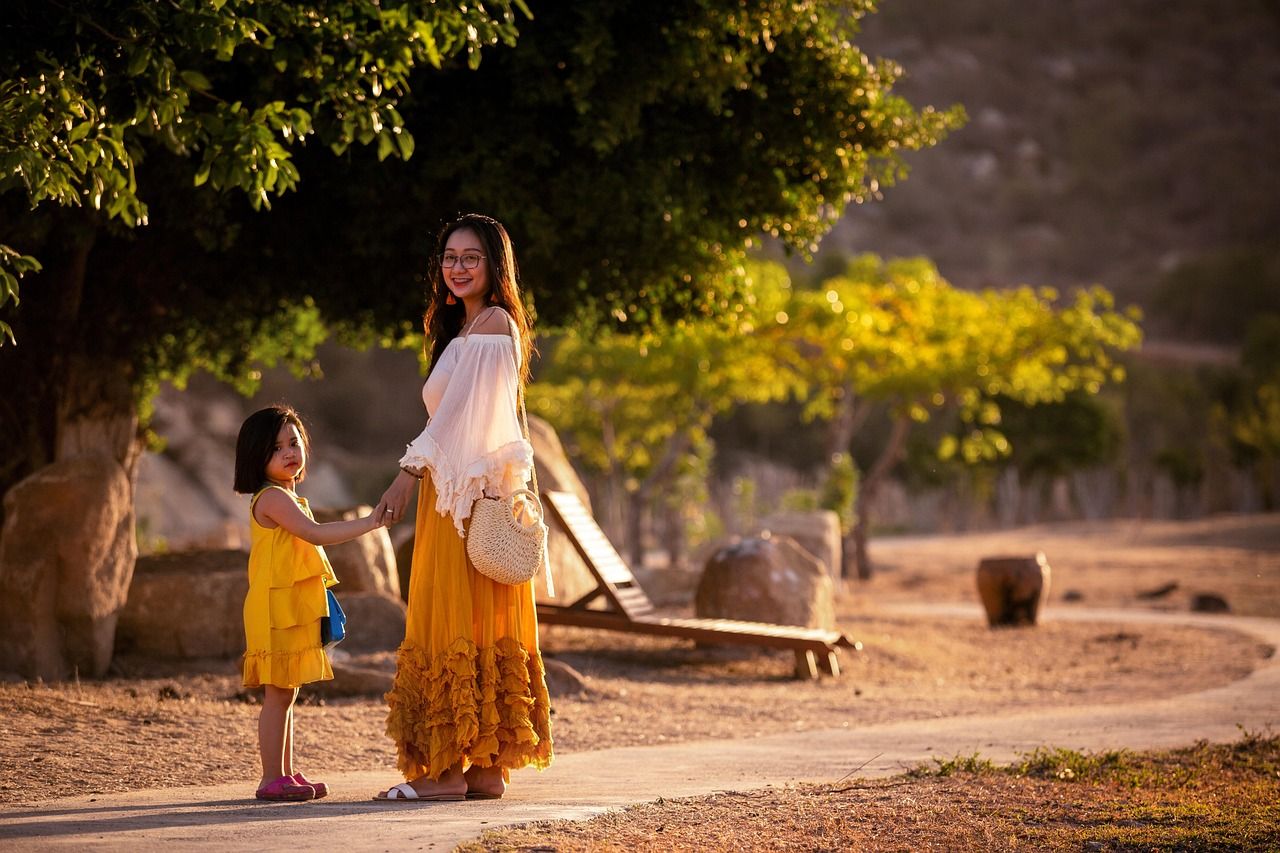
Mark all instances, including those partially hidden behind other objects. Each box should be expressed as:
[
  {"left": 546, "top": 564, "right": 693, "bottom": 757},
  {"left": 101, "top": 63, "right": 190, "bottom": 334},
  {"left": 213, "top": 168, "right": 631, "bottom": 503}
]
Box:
[{"left": 376, "top": 469, "right": 420, "bottom": 525}]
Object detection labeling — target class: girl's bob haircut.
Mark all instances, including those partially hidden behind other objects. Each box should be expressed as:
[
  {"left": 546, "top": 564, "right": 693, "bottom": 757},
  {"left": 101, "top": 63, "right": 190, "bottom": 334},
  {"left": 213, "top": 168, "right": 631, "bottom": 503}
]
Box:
[{"left": 234, "top": 405, "right": 310, "bottom": 494}]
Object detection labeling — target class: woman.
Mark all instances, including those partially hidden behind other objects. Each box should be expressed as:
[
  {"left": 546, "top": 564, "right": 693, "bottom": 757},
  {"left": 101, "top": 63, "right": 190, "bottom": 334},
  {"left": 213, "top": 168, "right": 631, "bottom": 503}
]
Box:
[{"left": 373, "top": 214, "right": 552, "bottom": 801}]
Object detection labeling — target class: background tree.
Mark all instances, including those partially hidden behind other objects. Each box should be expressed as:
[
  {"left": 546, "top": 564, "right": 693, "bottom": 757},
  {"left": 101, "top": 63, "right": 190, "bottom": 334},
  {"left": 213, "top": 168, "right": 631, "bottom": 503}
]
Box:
[
  {"left": 1, "top": 0, "right": 960, "bottom": 531},
  {"left": 531, "top": 263, "right": 802, "bottom": 565},
  {"left": 785, "top": 255, "right": 1142, "bottom": 577},
  {"left": 0, "top": 0, "right": 527, "bottom": 500}
]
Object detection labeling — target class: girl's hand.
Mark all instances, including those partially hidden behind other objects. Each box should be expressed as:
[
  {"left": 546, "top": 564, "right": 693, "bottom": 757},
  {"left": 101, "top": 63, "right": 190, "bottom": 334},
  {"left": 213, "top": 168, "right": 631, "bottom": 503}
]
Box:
[{"left": 376, "top": 469, "right": 419, "bottom": 525}]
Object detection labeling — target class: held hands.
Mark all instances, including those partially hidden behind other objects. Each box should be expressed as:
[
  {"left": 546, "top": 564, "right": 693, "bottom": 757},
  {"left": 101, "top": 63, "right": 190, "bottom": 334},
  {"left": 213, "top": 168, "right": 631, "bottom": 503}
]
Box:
[{"left": 375, "top": 468, "right": 421, "bottom": 526}]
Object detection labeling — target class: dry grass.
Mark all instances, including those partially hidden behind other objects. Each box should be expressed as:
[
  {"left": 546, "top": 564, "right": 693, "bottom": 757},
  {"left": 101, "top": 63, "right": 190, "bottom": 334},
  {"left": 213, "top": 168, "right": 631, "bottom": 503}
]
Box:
[{"left": 460, "top": 732, "right": 1280, "bottom": 851}]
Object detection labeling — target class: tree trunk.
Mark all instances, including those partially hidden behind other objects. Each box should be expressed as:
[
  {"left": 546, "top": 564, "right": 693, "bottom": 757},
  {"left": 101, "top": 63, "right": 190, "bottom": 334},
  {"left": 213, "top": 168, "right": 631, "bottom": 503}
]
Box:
[
  {"left": 623, "top": 430, "right": 693, "bottom": 568},
  {"left": 0, "top": 212, "right": 141, "bottom": 526},
  {"left": 626, "top": 488, "right": 645, "bottom": 569},
  {"left": 850, "top": 414, "right": 912, "bottom": 580},
  {"left": 825, "top": 388, "right": 870, "bottom": 460}
]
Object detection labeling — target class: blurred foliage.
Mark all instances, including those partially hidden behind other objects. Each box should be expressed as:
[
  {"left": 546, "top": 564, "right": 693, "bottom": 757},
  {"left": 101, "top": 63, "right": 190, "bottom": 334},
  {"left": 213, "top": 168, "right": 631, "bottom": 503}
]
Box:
[
  {"left": 536, "top": 254, "right": 1142, "bottom": 555},
  {"left": 1211, "top": 313, "right": 1280, "bottom": 505},
  {"left": 819, "top": 452, "right": 859, "bottom": 534},
  {"left": 0, "top": 0, "right": 961, "bottom": 510},
  {"left": 1151, "top": 247, "right": 1280, "bottom": 343},
  {"left": 530, "top": 261, "right": 802, "bottom": 500},
  {"left": 0, "top": 0, "right": 525, "bottom": 345},
  {"left": 789, "top": 254, "right": 1142, "bottom": 464},
  {"left": 990, "top": 391, "right": 1124, "bottom": 480}
]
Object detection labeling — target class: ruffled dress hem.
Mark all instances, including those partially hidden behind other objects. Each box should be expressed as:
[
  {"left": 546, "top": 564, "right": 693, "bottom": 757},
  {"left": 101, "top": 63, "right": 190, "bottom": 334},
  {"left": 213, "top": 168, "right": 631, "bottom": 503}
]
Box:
[
  {"left": 383, "top": 635, "right": 553, "bottom": 781},
  {"left": 242, "top": 646, "right": 334, "bottom": 690}
]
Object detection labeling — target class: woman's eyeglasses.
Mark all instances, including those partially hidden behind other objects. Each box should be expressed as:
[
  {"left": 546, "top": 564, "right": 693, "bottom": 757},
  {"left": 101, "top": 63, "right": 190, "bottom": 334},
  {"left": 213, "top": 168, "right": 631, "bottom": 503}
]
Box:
[{"left": 441, "top": 253, "right": 485, "bottom": 269}]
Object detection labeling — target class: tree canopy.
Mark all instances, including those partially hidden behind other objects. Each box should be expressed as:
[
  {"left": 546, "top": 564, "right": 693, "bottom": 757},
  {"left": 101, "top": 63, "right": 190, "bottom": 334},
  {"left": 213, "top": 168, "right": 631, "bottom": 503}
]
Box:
[
  {"left": 534, "top": 254, "right": 1143, "bottom": 570},
  {"left": 0, "top": 0, "right": 528, "bottom": 343},
  {"left": 0, "top": 0, "right": 960, "bottom": 512}
]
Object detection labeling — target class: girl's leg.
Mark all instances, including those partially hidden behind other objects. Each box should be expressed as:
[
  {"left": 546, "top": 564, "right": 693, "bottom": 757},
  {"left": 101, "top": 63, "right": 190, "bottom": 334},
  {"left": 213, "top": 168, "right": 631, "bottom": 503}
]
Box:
[
  {"left": 282, "top": 688, "right": 299, "bottom": 776},
  {"left": 258, "top": 685, "right": 296, "bottom": 786}
]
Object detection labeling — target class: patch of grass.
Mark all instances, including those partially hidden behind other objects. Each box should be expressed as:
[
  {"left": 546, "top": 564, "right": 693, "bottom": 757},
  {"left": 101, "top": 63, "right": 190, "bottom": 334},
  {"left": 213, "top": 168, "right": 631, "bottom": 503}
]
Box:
[
  {"left": 463, "top": 731, "right": 1280, "bottom": 852},
  {"left": 1010, "top": 745, "right": 1137, "bottom": 783},
  {"left": 908, "top": 751, "right": 997, "bottom": 777}
]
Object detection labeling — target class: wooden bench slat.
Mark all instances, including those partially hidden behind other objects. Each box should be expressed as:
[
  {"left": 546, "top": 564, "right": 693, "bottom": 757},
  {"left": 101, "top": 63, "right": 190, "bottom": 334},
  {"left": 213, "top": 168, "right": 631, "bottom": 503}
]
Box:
[{"left": 540, "top": 490, "right": 856, "bottom": 677}]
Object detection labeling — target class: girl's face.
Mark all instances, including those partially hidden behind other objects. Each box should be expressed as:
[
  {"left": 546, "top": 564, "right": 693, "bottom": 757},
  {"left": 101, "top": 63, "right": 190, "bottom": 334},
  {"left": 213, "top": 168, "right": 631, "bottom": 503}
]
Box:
[
  {"left": 442, "top": 228, "right": 491, "bottom": 306},
  {"left": 265, "top": 421, "right": 306, "bottom": 487}
]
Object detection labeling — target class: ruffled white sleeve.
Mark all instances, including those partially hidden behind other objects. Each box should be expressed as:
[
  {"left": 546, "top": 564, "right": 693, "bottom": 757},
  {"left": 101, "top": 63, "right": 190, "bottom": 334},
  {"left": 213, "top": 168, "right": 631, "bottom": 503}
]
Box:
[{"left": 399, "top": 334, "right": 533, "bottom": 537}]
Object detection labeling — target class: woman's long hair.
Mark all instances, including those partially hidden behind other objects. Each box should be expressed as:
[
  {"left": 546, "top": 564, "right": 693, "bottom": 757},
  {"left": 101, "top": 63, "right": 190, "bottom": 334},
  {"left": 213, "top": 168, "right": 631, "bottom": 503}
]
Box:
[{"left": 423, "top": 213, "right": 534, "bottom": 390}]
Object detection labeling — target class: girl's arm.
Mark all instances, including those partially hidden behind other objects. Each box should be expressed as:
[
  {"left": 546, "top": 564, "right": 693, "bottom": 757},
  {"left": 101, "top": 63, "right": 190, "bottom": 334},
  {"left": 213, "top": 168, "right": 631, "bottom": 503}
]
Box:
[{"left": 254, "top": 488, "right": 386, "bottom": 545}]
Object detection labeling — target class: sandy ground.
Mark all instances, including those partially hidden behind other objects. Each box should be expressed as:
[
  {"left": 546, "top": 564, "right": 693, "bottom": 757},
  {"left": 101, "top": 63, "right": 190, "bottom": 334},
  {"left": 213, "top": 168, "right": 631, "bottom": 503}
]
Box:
[{"left": 0, "top": 513, "right": 1276, "bottom": 807}]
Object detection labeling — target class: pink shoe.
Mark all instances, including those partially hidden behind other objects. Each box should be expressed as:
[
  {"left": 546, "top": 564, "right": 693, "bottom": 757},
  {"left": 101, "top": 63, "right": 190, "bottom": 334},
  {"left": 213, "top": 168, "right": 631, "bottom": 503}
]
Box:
[
  {"left": 292, "top": 772, "right": 329, "bottom": 799},
  {"left": 256, "top": 775, "right": 315, "bottom": 802}
]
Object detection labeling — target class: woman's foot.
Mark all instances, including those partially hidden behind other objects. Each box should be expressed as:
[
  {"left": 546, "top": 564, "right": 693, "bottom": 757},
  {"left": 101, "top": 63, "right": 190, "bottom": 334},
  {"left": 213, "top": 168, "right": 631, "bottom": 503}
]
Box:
[
  {"left": 375, "top": 766, "right": 466, "bottom": 801},
  {"left": 463, "top": 764, "right": 506, "bottom": 800},
  {"left": 291, "top": 772, "right": 328, "bottom": 799}
]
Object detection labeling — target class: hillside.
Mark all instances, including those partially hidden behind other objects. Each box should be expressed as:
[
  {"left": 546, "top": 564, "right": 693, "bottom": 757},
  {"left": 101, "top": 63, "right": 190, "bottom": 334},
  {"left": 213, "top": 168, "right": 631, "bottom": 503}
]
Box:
[{"left": 805, "top": 0, "right": 1280, "bottom": 337}]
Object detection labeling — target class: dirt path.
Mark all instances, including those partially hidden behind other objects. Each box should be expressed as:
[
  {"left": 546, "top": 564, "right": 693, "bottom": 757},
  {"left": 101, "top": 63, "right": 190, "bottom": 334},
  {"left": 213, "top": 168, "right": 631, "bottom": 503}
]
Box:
[{"left": 2, "top": 605, "right": 1276, "bottom": 851}]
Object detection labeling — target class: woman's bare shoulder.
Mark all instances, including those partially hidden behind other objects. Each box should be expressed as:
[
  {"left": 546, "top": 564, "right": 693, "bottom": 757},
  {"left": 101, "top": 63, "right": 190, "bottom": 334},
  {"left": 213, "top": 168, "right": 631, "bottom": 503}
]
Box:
[{"left": 471, "top": 306, "right": 514, "bottom": 336}]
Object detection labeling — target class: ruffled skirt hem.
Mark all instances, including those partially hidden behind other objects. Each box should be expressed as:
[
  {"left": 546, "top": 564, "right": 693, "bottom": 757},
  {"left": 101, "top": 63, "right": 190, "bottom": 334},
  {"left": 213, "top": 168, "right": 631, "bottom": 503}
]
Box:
[
  {"left": 242, "top": 646, "right": 333, "bottom": 689},
  {"left": 384, "top": 635, "right": 553, "bottom": 781}
]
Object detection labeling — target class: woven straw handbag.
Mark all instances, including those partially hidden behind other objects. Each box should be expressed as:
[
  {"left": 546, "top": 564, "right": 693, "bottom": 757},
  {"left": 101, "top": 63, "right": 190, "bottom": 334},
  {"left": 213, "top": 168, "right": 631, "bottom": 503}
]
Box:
[
  {"left": 466, "top": 487, "right": 547, "bottom": 585},
  {"left": 464, "top": 331, "right": 549, "bottom": 587}
]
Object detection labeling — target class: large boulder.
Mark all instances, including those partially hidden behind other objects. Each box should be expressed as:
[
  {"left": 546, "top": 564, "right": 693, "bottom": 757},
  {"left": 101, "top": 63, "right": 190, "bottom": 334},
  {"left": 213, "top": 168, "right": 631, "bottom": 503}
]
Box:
[
  {"left": 0, "top": 455, "right": 137, "bottom": 680},
  {"left": 695, "top": 535, "right": 836, "bottom": 630},
  {"left": 311, "top": 506, "right": 400, "bottom": 599},
  {"left": 758, "top": 510, "right": 843, "bottom": 581},
  {"left": 334, "top": 591, "right": 407, "bottom": 653},
  {"left": 975, "top": 553, "right": 1052, "bottom": 627},
  {"left": 135, "top": 388, "right": 248, "bottom": 553},
  {"left": 527, "top": 415, "right": 591, "bottom": 505},
  {"left": 117, "top": 549, "right": 248, "bottom": 659}
]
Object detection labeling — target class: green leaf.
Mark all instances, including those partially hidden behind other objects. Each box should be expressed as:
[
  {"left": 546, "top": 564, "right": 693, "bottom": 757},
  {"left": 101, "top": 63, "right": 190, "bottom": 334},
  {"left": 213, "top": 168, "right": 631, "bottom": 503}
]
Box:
[
  {"left": 179, "top": 70, "right": 212, "bottom": 92},
  {"left": 126, "top": 48, "right": 152, "bottom": 77}
]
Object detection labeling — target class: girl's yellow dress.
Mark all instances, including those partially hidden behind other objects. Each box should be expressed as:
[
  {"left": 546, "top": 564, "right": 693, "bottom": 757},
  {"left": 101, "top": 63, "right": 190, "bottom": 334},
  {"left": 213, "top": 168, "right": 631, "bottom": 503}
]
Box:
[
  {"left": 385, "top": 316, "right": 553, "bottom": 782},
  {"left": 242, "top": 486, "right": 337, "bottom": 688}
]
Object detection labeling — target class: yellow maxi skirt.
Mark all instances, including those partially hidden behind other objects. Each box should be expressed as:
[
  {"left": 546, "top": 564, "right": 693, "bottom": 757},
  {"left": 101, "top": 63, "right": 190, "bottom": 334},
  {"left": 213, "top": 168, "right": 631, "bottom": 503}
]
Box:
[{"left": 384, "top": 475, "right": 553, "bottom": 781}]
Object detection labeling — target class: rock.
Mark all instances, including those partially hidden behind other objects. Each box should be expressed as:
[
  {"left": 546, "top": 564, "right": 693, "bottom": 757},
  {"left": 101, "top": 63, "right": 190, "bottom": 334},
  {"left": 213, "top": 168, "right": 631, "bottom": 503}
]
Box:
[
  {"left": 543, "top": 658, "right": 589, "bottom": 697},
  {"left": 695, "top": 535, "right": 836, "bottom": 630},
  {"left": 527, "top": 415, "right": 591, "bottom": 507},
  {"left": 1061, "top": 589, "right": 1085, "bottom": 602},
  {"left": 1190, "top": 593, "right": 1230, "bottom": 613},
  {"left": 117, "top": 549, "right": 249, "bottom": 659},
  {"left": 334, "top": 591, "right": 407, "bottom": 653},
  {"left": 1136, "top": 581, "right": 1179, "bottom": 600},
  {"left": 0, "top": 455, "right": 137, "bottom": 680},
  {"left": 975, "top": 553, "right": 1052, "bottom": 627},
  {"left": 312, "top": 506, "right": 400, "bottom": 599},
  {"left": 135, "top": 452, "right": 246, "bottom": 553},
  {"left": 757, "top": 510, "right": 843, "bottom": 581},
  {"left": 136, "top": 388, "right": 248, "bottom": 553},
  {"left": 528, "top": 415, "right": 599, "bottom": 605},
  {"left": 633, "top": 564, "right": 702, "bottom": 606},
  {"left": 326, "top": 661, "right": 394, "bottom": 697}
]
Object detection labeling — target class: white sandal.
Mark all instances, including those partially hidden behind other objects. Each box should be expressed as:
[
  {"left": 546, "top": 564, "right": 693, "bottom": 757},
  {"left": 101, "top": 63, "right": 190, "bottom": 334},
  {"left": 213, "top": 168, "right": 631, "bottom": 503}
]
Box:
[{"left": 372, "top": 781, "right": 465, "bottom": 802}]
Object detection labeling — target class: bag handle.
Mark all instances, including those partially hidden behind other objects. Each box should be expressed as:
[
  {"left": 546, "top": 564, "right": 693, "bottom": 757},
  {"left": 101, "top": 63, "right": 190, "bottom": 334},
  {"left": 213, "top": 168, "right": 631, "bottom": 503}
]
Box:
[{"left": 502, "top": 312, "right": 553, "bottom": 596}]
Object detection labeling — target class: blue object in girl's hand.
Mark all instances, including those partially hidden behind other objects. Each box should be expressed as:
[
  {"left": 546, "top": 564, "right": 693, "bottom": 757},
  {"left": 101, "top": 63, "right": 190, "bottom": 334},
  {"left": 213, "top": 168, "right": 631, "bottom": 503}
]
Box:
[{"left": 320, "top": 588, "right": 346, "bottom": 649}]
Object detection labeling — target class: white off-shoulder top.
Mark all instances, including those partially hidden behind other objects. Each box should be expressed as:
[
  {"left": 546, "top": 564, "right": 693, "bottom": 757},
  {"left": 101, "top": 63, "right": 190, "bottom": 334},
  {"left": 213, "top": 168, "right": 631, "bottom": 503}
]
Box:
[{"left": 398, "top": 318, "right": 534, "bottom": 538}]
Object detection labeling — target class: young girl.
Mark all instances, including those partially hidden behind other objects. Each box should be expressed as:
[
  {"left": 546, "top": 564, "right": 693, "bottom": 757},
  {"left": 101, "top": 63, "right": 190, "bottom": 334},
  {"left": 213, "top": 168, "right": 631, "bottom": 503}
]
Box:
[{"left": 233, "top": 404, "right": 385, "bottom": 802}]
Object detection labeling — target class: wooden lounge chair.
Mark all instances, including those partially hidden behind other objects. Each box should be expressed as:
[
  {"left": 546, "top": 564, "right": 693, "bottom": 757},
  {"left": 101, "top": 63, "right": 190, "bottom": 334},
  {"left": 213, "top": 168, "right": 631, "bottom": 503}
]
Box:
[{"left": 537, "top": 490, "right": 859, "bottom": 679}]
